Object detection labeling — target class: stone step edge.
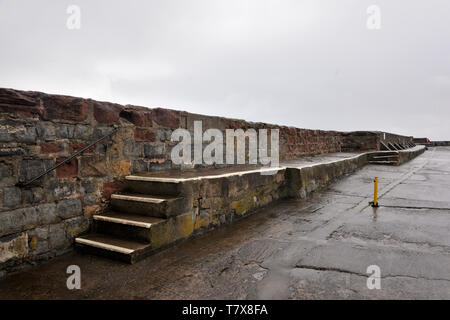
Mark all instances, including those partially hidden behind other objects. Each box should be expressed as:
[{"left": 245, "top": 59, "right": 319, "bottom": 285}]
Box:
[
  {"left": 369, "top": 161, "right": 397, "bottom": 164},
  {"left": 75, "top": 237, "right": 135, "bottom": 255},
  {"left": 371, "top": 155, "right": 399, "bottom": 159},
  {"left": 125, "top": 167, "right": 284, "bottom": 183},
  {"left": 124, "top": 153, "right": 381, "bottom": 184},
  {"left": 93, "top": 214, "right": 165, "bottom": 229},
  {"left": 111, "top": 194, "right": 171, "bottom": 204},
  {"left": 123, "top": 148, "right": 422, "bottom": 184}
]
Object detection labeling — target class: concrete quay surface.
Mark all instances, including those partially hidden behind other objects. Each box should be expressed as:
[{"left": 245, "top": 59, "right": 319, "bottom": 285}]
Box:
[{"left": 0, "top": 147, "right": 448, "bottom": 299}]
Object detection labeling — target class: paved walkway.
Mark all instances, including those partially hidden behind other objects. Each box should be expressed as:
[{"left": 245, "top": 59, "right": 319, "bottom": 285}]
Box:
[{"left": 0, "top": 147, "right": 449, "bottom": 299}]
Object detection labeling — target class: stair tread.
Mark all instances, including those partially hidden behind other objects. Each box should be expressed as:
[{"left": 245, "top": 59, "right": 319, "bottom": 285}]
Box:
[
  {"left": 371, "top": 151, "right": 397, "bottom": 153},
  {"left": 369, "top": 161, "right": 397, "bottom": 164},
  {"left": 75, "top": 233, "right": 148, "bottom": 254},
  {"left": 94, "top": 211, "right": 165, "bottom": 228},
  {"left": 372, "top": 155, "right": 398, "bottom": 159},
  {"left": 111, "top": 193, "right": 181, "bottom": 203},
  {"left": 125, "top": 166, "right": 280, "bottom": 183}
]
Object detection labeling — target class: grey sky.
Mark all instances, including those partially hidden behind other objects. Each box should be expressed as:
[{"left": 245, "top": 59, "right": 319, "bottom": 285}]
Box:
[{"left": 0, "top": 0, "right": 449, "bottom": 140}]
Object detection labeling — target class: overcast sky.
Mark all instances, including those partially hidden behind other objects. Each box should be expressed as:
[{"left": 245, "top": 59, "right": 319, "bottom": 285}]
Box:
[{"left": 0, "top": 0, "right": 449, "bottom": 140}]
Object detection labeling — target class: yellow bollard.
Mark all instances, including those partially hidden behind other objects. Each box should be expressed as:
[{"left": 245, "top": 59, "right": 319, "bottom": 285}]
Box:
[{"left": 372, "top": 177, "right": 379, "bottom": 207}]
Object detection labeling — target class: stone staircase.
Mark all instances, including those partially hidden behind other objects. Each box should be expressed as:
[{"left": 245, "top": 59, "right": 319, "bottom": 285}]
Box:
[
  {"left": 367, "top": 151, "right": 400, "bottom": 165},
  {"left": 75, "top": 176, "right": 188, "bottom": 263}
]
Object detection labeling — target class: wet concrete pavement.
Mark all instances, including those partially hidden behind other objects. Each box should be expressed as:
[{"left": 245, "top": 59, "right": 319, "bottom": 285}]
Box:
[{"left": 0, "top": 147, "right": 449, "bottom": 299}]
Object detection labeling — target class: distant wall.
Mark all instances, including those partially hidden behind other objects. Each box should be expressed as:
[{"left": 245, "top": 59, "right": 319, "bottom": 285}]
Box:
[
  {"left": 413, "top": 137, "right": 429, "bottom": 144},
  {"left": 413, "top": 138, "right": 450, "bottom": 147},
  {"left": 340, "top": 131, "right": 413, "bottom": 151},
  {"left": 430, "top": 141, "right": 450, "bottom": 146},
  {"left": 0, "top": 87, "right": 414, "bottom": 274}
]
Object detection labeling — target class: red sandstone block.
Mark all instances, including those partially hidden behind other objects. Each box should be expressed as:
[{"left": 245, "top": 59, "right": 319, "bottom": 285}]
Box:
[
  {"left": 0, "top": 88, "right": 41, "bottom": 118},
  {"left": 134, "top": 128, "right": 155, "bottom": 142},
  {"left": 40, "top": 142, "right": 60, "bottom": 154},
  {"left": 121, "top": 107, "right": 153, "bottom": 127},
  {"left": 102, "top": 180, "right": 124, "bottom": 199},
  {"left": 288, "top": 127, "right": 296, "bottom": 136},
  {"left": 56, "top": 157, "right": 78, "bottom": 178},
  {"left": 42, "top": 94, "right": 89, "bottom": 122},
  {"left": 152, "top": 108, "right": 180, "bottom": 128},
  {"left": 93, "top": 101, "right": 123, "bottom": 125},
  {"left": 69, "top": 143, "right": 95, "bottom": 154}
]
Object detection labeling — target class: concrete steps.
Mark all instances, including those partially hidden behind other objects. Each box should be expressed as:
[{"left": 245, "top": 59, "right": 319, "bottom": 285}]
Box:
[
  {"left": 111, "top": 193, "right": 186, "bottom": 218},
  {"left": 368, "top": 151, "right": 400, "bottom": 165},
  {"left": 75, "top": 177, "right": 188, "bottom": 263},
  {"left": 94, "top": 211, "right": 165, "bottom": 243},
  {"left": 75, "top": 233, "right": 151, "bottom": 263},
  {"left": 125, "top": 176, "right": 183, "bottom": 197},
  {"left": 369, "top": 160, "right": 398, "bottom": 165}
]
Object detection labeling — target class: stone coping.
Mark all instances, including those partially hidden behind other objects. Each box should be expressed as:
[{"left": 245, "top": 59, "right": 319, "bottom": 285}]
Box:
[{"left": 125, "top": 146, "right": 426, "bottom": 183}]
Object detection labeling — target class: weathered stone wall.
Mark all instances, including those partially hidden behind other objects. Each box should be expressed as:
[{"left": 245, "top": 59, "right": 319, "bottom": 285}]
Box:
[
  {"left": 0, "top": 87, "right": 414, "bottom": 274},
  {"left": 340, "top": 131, "right": 379, "bottom": 151},
  {"left": 431, "top": 141, "right": 450, "bottom": 147},
  {"left": 179, "top": 111, "right": 343, "bottom": 161},
  {"left": 0, "top": 88, "right": 184, "bottom": 273},
  {"left": 428, "top": 141, "right": 450, "bottom": 147},
  {"left": 397, "top": 146, "right": 426, "bottom": 164},
  {"left": 145, "top": 169, "right": 288, "bottom": 253},
  {"left": 379, "top": 132, "right": 413, "bottom": 146},
  {"left": 340, "top": 131, "right": 413, "bottom": 151}
]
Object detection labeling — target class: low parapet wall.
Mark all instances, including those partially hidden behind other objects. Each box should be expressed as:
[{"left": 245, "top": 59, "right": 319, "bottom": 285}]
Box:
[
  {"left": 0, "top": 87, "right": 421, "bottom": 274},
  {"left": 398, "top": 146, "right": 426, "bottom": 164}
]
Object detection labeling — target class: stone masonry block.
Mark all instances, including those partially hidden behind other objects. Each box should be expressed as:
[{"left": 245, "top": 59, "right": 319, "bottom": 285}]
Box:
[
  {"left": 55, "top": 157, "right": 78, "bottom": 178},
  {"left": 56, "top": 199, "right": 82, "bottom": 219},
  {"left": 36, "top": 203, "right": 59, "bottom": 225},
  {"left": 0, "top": 207, "right": 39, "bottom": 237},
  {"left": 2, "top": 186, "right": 22, "bottom": 209}
]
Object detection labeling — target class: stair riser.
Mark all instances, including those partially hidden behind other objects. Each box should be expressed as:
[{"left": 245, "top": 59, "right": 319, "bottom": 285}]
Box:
[
  {"left": 125, "top": 180, "right": 183, "bottom": 196},
  {"left": 94, "top": 220, "right": 151, "bottom": 243},
  {"left": 75, "top": 243, "right": 134, "bottom": 263},
  {"left": 368, "top": 156, "right": 399, "bottom": 161},
  {"left": 369, "top": 152, "right": 398, "bottom": 156},
  {"left": 111, "top": 197, "right": 188, "bottom": 218},
  {"left": 75, "top": 242, "right": 154, "bottom": 264},
  {"left": 369, "top": 161, "right": 399, "bottom": 166}
]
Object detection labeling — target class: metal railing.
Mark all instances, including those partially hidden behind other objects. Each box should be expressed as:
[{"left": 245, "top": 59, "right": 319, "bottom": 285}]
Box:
[{"left": 17, "top": 126, "right": 120, "bottom": 187}]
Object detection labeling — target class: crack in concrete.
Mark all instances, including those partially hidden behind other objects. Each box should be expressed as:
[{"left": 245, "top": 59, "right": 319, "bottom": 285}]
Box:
[
  {"left": 295, "top": 264, "right": 367, "bottom": 277},
  {"left": 332, "top": 232, "right": 450, "bottom": 254},
  {"left": 294, "top": 264, "right": 450, "bottom": 283},
  {"left": 296, "top": 234, "right": 450, "bottom": 257},
  {"left": 380, "top": 205, "right": 450, "bottom": 211}
]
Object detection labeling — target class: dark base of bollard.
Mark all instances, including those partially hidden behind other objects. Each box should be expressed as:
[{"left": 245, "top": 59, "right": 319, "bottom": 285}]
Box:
[{"left": 369, "top": 201, "right": 379, "bottom": 208}]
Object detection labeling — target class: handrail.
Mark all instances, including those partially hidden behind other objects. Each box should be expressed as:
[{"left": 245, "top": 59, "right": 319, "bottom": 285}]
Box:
[{"left": 17, "top": 126, "right": 120, "bottom": 187}]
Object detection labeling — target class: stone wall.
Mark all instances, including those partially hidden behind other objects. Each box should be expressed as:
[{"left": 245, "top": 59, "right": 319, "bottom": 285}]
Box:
[
  {"left": 432, "top": 141, "right": 450, "bottom": 146},
  {"left": 143, "top": 169, "right": 288, "bottom": 254},
  {"left": 379, "top": 131, "right": 413, "bottom": 146},
  {"left": 340, "top": 131, "right": 413, "bottom": 151},
  {"left": 413, "top": 137, "right": 429, "bottom": 144},
  {"left": 0, "top": 87, "right": 414, "bottom": 274}
]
